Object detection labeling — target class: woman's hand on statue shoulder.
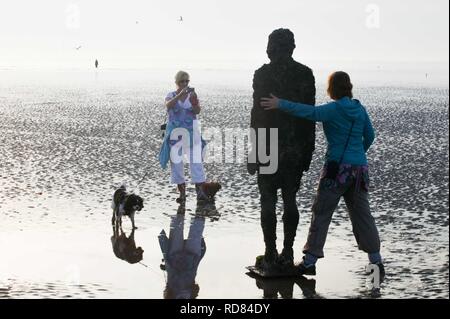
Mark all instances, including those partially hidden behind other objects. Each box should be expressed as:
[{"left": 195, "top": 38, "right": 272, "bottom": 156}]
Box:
[{"left": 260, "top": 94, "right": 280, "bottom": 110}]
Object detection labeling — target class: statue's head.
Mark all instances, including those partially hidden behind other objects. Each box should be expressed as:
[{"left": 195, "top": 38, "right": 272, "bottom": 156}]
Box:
[{"left": 267, "top": 28, "right": 296, "bottom": 63}]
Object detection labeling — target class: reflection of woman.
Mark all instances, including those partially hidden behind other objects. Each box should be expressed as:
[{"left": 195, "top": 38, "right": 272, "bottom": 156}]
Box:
[
  {"left": 261, "top": 72, "right": 384, "bottom": 278},
  {"left": 159, "top": 213, "right": 206, "bottom": 299},
  {"left": 111, "top": 225, "right": 144, "bottom": 264},
  {"left": 159, "top": 71, "right": 217, "bottom": 205}
]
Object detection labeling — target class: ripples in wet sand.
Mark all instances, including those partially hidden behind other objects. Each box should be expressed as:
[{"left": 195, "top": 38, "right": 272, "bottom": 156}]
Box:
[{"left": 0, "top": 74, "right": 448, "bottom": 298}]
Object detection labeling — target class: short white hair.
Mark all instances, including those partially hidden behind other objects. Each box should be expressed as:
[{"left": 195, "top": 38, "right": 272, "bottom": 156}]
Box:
[{"left": 175, "top": 70, "right": 190, "bottom": 83}]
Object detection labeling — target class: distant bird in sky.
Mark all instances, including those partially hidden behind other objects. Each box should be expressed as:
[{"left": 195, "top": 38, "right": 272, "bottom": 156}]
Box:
[
  {"left": 178, "top": 16, "right": 183, "bottom": 22},
  {"left": 95, "top": 59, "right": 99, "bottom": 69},
  {"left": 136, "top": 20, "right": 139, "bottom": 24},
  {"left": 75, "top": 45, "right": 82, "bottom": 50}
]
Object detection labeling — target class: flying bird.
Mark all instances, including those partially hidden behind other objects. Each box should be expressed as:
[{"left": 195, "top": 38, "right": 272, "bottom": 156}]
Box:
[
  {"left": 178, "top": 16, "right": 183, "bottom": 22},
  {"left": 75, "top": 45, "right": 82, "bottom": 50}
]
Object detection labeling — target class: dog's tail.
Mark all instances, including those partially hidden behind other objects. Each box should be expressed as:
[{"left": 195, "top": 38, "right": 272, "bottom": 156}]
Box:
[{"left": 111, "top": 184, "right": 127, "bottom": 210}]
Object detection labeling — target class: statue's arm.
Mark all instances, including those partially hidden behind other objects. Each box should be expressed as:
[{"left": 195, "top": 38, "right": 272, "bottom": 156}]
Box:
[{"left": 248, "top": 69, "right": 264, "bottom": 174}]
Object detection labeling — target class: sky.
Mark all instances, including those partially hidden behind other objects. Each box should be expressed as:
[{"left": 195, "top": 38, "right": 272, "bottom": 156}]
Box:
[{"left": 0, "top": 0, "right": 448, "bottom": 70}]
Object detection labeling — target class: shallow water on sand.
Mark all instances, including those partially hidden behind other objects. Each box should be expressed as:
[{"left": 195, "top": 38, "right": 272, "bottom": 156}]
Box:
[{"left": 0, "top": 70, "right": 448, "bottom": 299}]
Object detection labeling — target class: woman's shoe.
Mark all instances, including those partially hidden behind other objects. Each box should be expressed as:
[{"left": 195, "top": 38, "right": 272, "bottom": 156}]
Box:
[
  {"left": 176, "top": 183, "right": 186, "bottom": 204},
  {"left": 195, "top": 183, "right": 209, "bottom": 201},
  {"left": 177, "top": 204, "right": 186, "bottom": 215},
  {"left": 296, "top": 257, "right": 317, "bottom": 276}
]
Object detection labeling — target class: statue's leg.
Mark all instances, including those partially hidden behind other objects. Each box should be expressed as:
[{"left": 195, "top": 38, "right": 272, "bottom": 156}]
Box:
[
  {"left": 280, "top": 172, "right": 302, "bottom": 265},
  {"left": 257, "top": 173, "right": 278, "bottom": 262}
]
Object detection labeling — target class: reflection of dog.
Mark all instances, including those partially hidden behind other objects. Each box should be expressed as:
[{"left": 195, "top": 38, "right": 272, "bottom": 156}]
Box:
[
  {"left": 111, "top": 225, "right": 144, "bottom": 264},
  {"left": 111, "top": 185, "right": 144, "bottom": 229}
]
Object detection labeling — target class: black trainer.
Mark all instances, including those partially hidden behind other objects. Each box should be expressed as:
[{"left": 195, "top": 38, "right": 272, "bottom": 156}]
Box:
[{"left": 296, "top": 258, "right": 316, "bottom": 276}]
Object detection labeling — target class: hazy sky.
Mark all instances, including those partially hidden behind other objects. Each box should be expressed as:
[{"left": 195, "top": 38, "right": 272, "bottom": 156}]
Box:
[{"left": 0, "top": 0, "right": 448, "bottom": 69}]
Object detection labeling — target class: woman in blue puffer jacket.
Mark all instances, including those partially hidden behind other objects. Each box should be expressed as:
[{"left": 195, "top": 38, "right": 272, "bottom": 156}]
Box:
[{"left": 261, "top": 71, "right": 384, "bottom": 280}]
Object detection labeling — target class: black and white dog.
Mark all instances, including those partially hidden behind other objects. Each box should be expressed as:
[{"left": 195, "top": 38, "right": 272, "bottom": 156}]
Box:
[{"left": 111, "top": 185, "right": 144, "bottom": 229}]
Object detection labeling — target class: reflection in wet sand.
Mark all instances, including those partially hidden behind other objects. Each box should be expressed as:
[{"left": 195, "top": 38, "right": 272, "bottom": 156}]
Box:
[
  {"left": 0, "top": 70, "right": 448, "bottom": 299},
  {"left": 111, "top": 225, "right": 144, "bottom": 264},
  {"left": 159, "top": 202, "right": 218, "bottom": 299},
  {"left": 246, "top": 272, "right": 322, "bottom": 299},
  {"left": 0, "top": 279, "right": 110, "bottom": 299}
]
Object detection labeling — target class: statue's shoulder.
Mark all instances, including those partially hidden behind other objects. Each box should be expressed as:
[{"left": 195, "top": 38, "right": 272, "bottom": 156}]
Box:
[
  {"left": 292, "top": 61, "right": 314, "bottom": 76},
  {"left": 254, "top": 64, "right": 270, "bottom": 76}
]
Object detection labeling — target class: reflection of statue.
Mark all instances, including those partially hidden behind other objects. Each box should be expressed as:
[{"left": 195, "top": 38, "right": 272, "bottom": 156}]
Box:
[
  {"left": 249, "top": 29, "right": 316, "bottom": 268},
  {"left": 247, "top": 272, "right": 320, "bottom": 299},
  {"left": 111, "top": 224, "right": 144, "bottom": 264},
  {"left": 159, "top": 213, "right": 206, "bottom": 299}
]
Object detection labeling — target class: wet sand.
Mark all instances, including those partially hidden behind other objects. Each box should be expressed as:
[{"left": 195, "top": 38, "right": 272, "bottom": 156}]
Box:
[{"left": 0, "top": 69, "right": 448, "bottom": 299}]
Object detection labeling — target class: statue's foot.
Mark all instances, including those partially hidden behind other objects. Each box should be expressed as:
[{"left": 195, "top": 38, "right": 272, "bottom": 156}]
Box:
[
  {"left": 255, "top": 248, "right": 279, "bottom": 271},
  {"left": 277, "top": 247, "right": 294, "bottom": 268}
]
